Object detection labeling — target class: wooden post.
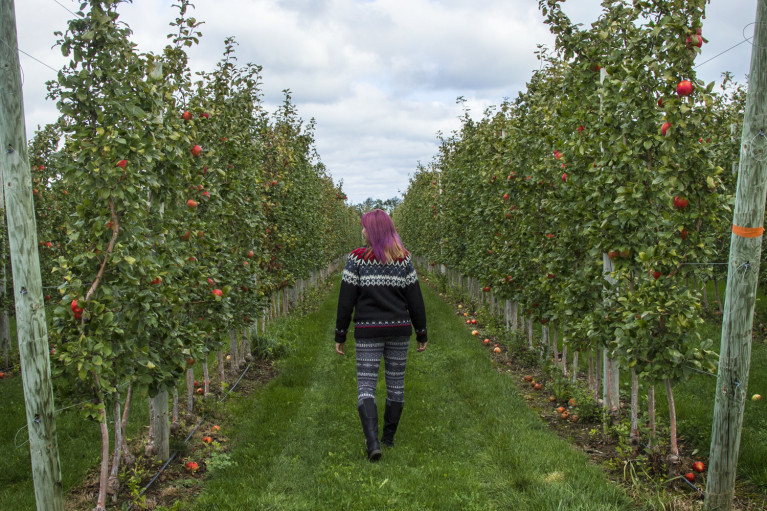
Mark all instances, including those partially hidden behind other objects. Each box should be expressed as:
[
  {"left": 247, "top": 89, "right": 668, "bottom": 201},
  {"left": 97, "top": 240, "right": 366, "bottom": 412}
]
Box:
[
  {"left": 150, "top": 389, "right": 169, "bottom": 461},
  {"left": 706, "top": 3, "right": 767, "bottom": 509},
  {"left": 0, "top": 2, "right": 64, "bottom": 510}
]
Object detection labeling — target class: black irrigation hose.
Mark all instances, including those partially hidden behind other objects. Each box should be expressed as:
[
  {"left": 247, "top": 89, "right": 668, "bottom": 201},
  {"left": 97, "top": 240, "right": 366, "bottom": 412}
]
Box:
[{"left": 127, "top": 359, "right": 255, "bottom": 510}]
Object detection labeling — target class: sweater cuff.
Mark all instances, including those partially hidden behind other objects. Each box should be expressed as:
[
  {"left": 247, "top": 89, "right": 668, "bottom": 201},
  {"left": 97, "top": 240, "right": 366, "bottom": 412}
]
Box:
[
  {"left": 335, "top": 328, "right": 347, "bottom": 343},
  {"left": 415, "top": 328, "right": 427, "bottom": 343}
]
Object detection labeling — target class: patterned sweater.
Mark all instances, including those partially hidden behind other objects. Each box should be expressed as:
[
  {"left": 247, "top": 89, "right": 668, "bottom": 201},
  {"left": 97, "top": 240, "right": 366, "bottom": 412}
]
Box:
[{"left": 335, "top": 247, "right": 427, "bottom": 344}]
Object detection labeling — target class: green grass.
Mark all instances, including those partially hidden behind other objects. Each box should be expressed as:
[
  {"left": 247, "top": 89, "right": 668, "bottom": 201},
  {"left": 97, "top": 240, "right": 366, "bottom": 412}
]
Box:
[
  {"left": 0, "top": 376, "right": 150, "bottom": 510},
  {"left": 190, "top": 277, "right": 634, "bottom": 510}
]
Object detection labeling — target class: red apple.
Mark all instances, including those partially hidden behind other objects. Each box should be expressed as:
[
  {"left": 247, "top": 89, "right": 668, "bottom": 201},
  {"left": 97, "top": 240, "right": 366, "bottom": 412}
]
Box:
[
  {"left": 562, "top": 173, "right": 567, "bottom": 182},
  {"left": 191, "top": 145, "right": 203, "bottom": 157},
  {"left": 683, "top": 472, "right": 695, "bottom": 483},
  {"left": 686, "top": 34, "right": 703, "bottom": 48},
  {"left": 116, "top": 159, "right": 127, "bottom": 169},
  {"left": 673, "top": 196, "right": 689, "bottom": 209},
  {"left": 247, "top": 250, "right": 254, "bottom": 258},
  {"left": 657, "top": 97, "right": 664, "bottom": 107},
  {"left": 186, "top": 357, "right": 195, "bottom": 366},
  {"left": 650, "top": 270, "right": 661, "bottom": 279},
  {"left": 553, "top": 150, "right": 562, "bottom": 160},
  {"left": 212, "top": 289, "right": 223, "bottom": 297},
  {"left": 199, "top": 112, "right": 209, "bottom": 119},
  {"left": 0, "top": 372, "right": 5, "bottom": 379},
  {"left": 576, "top": 125, "right": 584, "bottom": 132},
  {"left": 692, "top": 461, "right": 705, "bottom": 473},
  {"left": 187, "top": 199, "right": 198, "bottom": 209},
  {"left": 503, "top": 193, "right": 509, "bottom": 201},
  {"left": 182, "top": 111, "right": 192, "bottom": 121},
  {"left": 150, "top": 277, "right": 162, "bottom": 285},
  {"left": 483, "top": 286, "right": 490, "bottom": 292},
  {"left": 185, "top": 461, "right": 199, "bottom": 473},
  {"left": 677, "top": 80, "right": 694, "bottom": 96},
  {"left": 202, "top": 436, "right": 212, "bottom": 444},
  {"left": 661, "top": 122, "right": 671, "bottom": 136}
]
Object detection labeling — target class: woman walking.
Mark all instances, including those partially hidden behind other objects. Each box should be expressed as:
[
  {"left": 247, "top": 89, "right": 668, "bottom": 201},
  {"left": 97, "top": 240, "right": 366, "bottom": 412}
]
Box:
[{"left": 335, "top": 209, "right": 428, "bottom": 462}]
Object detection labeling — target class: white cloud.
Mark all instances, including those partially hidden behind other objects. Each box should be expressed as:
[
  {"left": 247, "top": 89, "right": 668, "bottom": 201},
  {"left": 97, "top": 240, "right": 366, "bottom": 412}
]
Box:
[{"left": 13, "top": 0, "right": 757, "bottom": 204}]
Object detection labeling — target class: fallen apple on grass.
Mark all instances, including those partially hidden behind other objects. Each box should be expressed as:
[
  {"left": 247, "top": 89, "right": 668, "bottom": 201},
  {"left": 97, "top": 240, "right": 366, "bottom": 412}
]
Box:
[
  {"left": 692, "top": 461, "right": 705, "bottom": 473},
  {"left": 185, "top": 461, "right": 199, "bottom": 473}
]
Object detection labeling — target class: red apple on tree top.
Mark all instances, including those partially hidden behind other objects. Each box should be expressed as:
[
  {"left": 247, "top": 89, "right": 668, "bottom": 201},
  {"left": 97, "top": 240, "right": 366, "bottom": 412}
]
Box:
[
  {"left": 187, "top": 199, "right": 198, "bottom": 209},
  {"left": 661, "top": 122, "right": 671, "bottom": 136},
  {"left": 677, "top": 80, "right": 694, "bottom": 96},
  {"left": 212, "top": 289, "right": 223, "bottom": 297},
  {"left": 247, "top": 250, "right": 254, "bottom": 258},
  {"left": 191, "top": 145, "right": 203, "bottom": 157},
  {"left": 182, "top": 110, "right": 192, "bottom": 121},
  {"left": 199, "top": 112, "right": 209, "bottom": 119},
  {"left": 116, "top": 159, "right": 127, "bottom": 169},
  {"left": 562, "top": 173, "right": 567, "bottom": 182}
]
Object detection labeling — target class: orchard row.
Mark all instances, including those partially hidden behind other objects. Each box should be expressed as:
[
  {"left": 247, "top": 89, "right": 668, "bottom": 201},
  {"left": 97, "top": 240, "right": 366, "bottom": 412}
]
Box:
[
  {"left": 394, "top": 0, "right": 742, "bottom": 467},
  {"left": 3, "top": 2, "right": 359, "bottom": 509}
]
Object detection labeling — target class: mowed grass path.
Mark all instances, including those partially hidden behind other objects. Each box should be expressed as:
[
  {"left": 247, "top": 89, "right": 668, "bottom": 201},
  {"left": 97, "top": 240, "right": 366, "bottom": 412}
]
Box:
[{"left": 192, "top": 278, "right": 634, "bottom": 511}]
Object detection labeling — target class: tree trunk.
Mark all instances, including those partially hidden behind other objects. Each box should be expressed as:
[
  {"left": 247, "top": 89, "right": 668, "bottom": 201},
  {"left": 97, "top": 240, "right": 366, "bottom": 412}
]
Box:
[
  {"left": 94, "top": 391, "right": 110, "bottom": 511},
  {"left": 217, "top": 350, "right": 226, "bottom": 391},
  {"left": 145, "top": 397, "right": 156, "bottom": 457},
  {"left": 170, "top": 387, "right": 180, "bottom": 436},
  {"left": 648, "top": 384, "right": 657, "bottom": 451},
  {"left": 202, "top": 360, "right": 210, "bottom": 395},
  {"left": 186, "top": 368, "right": 194, "bottom": 415},
  {"left": 107, "top": 398, "right": 121, "bottom": 500},
  {"left": 120, "top": 384, "right": 135, "bottom": 467},
  {"left": 527, "top": 317, "right": 533, "bottom": 350},
  {"left": 665, "top": 378, "right": 680, "bottom": 470},
  {"left": 713, "top": 274, "right": 723, "bottom": 314},
  {"left": 572, "top": 349, "right": 578, "bottom": 383},
  {"left": 629, "top": 369, "right": 639, "bottom": 447},
  {"left": 229, "top": 330, "right": 238, "bottom": 372},
  {"left": 552, "top": 324, "right": 559, "bottom": 367}
]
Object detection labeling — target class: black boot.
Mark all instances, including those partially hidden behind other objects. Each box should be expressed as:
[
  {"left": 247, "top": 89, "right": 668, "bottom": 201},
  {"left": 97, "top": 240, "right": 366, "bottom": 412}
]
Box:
[
  {"left": 357, "top": 398, "right": 382, "bottom": 461},
  {"left": 381, "top": 400, "right": 403, "bottom": 448}
]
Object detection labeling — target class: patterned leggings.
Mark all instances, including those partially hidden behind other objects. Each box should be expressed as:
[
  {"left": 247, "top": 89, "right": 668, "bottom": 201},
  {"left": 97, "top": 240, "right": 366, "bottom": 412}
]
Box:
[{"left": 355, "top": 336, "right": 409, "bottom": 404}]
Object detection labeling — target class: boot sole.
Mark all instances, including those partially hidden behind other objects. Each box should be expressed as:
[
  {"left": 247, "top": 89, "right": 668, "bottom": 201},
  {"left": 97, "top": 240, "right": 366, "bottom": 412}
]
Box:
[{"left": 368, "top": 449, "right": 382, "bottom": 462}]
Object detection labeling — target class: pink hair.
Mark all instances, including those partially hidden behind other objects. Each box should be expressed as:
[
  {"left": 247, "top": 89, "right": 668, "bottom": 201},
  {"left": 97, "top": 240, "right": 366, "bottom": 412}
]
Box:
[{"left": 361, "top": 209, "right": 408, "bottom": 262}]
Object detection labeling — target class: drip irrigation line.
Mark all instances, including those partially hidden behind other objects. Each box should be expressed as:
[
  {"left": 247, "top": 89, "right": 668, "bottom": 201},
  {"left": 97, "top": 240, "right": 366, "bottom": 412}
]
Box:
[{"left": 127, "top": 358, "right": 255, "bottom": 510}]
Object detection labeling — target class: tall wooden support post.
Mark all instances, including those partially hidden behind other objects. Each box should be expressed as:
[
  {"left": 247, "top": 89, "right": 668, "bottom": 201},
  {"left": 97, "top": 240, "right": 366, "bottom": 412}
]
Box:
[
  {"left": 0, "top": 1, "right": 64, "bottom": 509},
  {"left": 706, "top": 3, "right": 767, "bottom": 509}
]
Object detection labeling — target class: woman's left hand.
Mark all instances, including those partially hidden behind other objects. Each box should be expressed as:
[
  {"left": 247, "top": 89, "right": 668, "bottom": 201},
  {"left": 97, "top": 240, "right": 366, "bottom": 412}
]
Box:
[{"left": 335, "top": 342, "right": 345, "bottom": 356}]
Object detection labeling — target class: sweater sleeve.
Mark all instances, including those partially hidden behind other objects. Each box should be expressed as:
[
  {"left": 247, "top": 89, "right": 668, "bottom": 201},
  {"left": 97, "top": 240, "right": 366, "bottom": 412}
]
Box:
[
  {"left": 335, "top": 253, "right": 359, "bottom": 343},
  {"left": 404, "top": 260, "right": 427, "bottom": 343}
]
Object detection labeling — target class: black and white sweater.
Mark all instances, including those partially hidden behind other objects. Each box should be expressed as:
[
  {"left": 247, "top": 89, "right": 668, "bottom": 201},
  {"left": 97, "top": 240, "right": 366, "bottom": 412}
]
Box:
[{"left": 335, "top": 247, "right": 427, "bottom": 344}]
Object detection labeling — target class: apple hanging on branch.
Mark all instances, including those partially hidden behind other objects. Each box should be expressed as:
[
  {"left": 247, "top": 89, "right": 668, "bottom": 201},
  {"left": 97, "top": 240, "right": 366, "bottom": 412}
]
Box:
[
  {"left": 673, "top": 196, "right": 689, "bottom": 209},
  {"left": 677, "top": 80, "right": 693, "bottom": 97}
]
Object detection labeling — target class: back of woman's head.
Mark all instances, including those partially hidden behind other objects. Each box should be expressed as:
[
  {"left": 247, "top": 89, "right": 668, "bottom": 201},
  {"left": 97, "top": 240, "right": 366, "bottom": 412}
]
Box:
[{"left": 361, "top": 209, "right": 407, "bottom": 263}]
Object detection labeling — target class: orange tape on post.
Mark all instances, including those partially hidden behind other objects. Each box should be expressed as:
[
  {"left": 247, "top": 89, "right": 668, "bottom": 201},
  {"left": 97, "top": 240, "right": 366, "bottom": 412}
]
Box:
[{"left": 732, "top": 225, "right": 765, "bottom": 238}]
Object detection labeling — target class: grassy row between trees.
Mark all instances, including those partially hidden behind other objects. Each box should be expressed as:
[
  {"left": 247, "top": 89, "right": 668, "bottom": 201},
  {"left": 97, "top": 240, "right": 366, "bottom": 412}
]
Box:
[{"left": 188, "top": 275, "right": 634, "bottom": 511}]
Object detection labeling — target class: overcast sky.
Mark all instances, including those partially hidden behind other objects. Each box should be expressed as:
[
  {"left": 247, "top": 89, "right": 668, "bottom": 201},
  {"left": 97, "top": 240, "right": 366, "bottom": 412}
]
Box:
[{"left": 13, "top": 0, "right": 757, "bottom": 204}]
